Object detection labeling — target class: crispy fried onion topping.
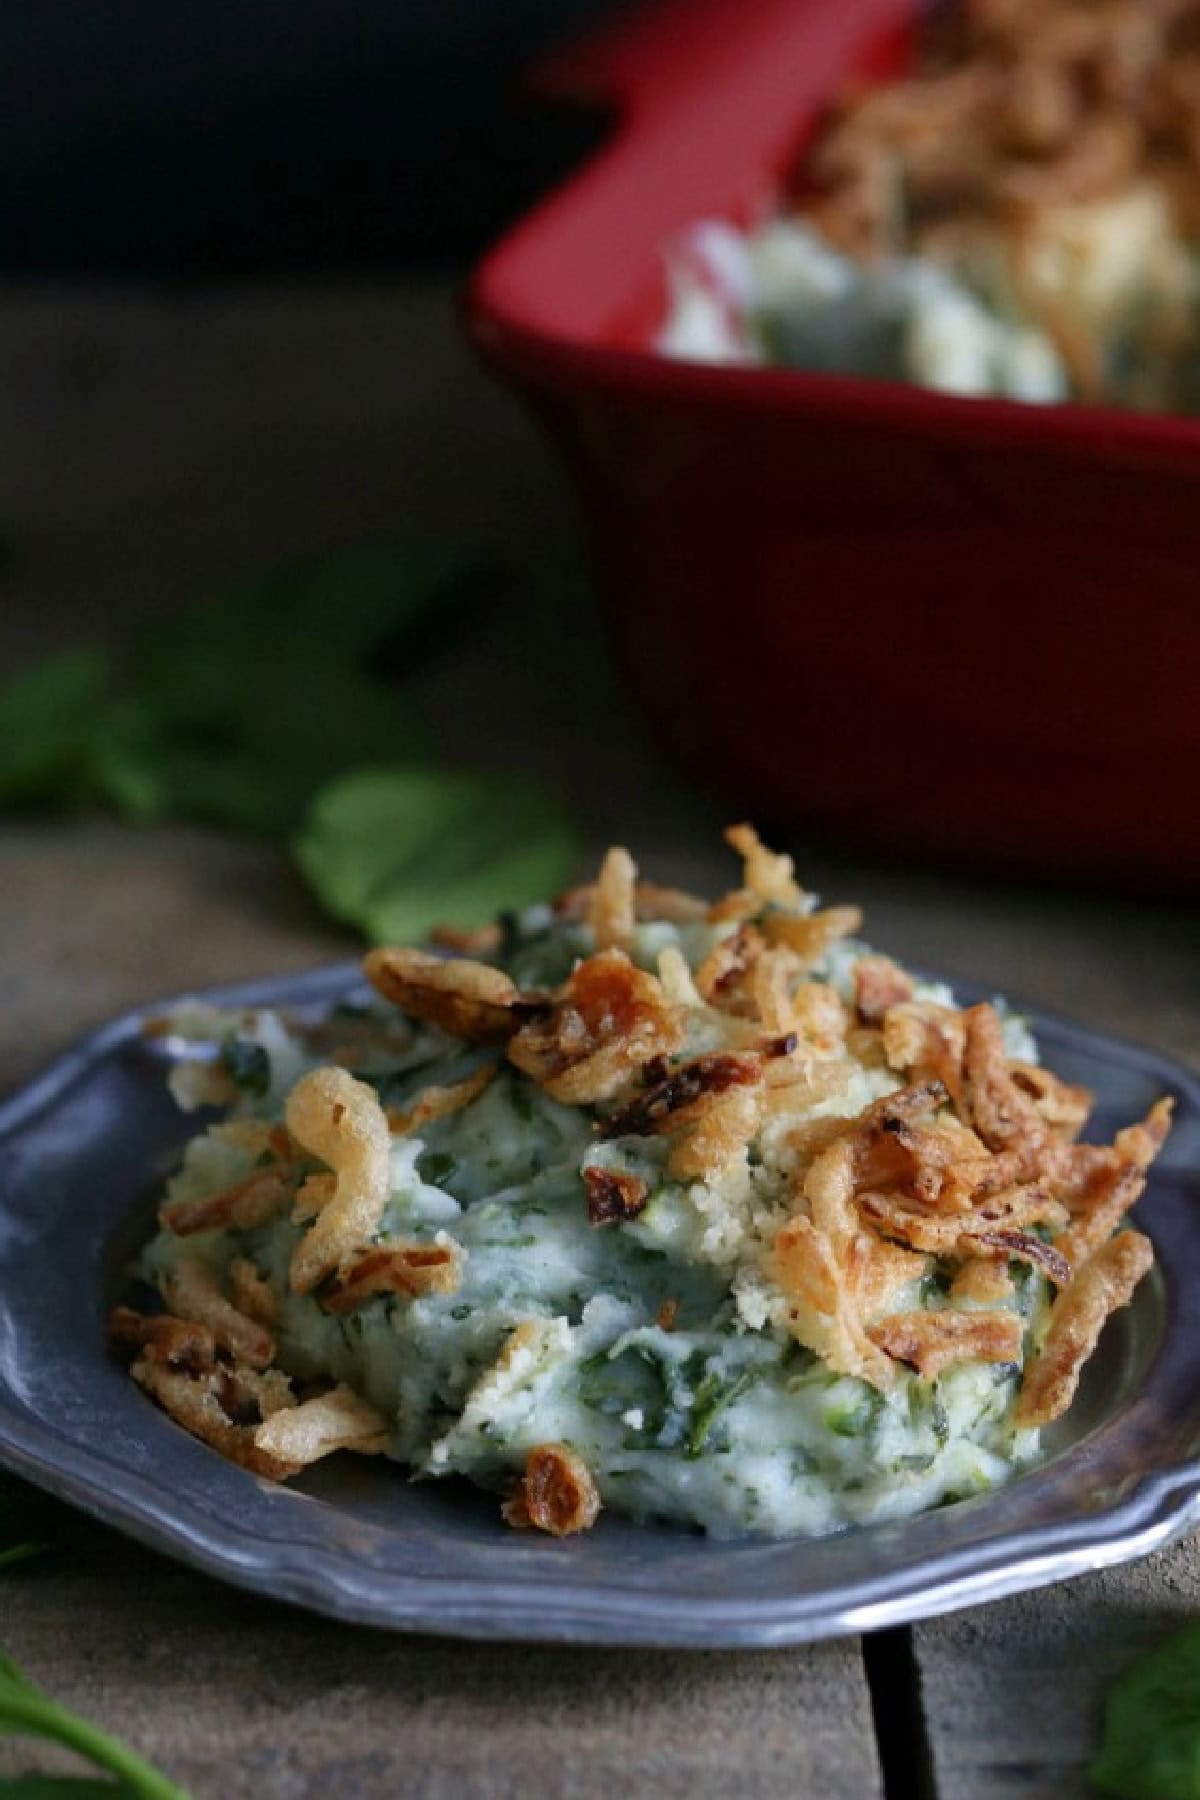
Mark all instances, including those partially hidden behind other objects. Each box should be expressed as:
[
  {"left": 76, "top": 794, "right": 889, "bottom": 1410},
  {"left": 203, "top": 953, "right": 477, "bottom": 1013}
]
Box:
[
  {"left": 853, "top": 954, "right": 915, "bottom": 1024},
  {"left": 882, "top": 1002, "right": 967, "bottom": 1100},
  {"left": 1054, "top": 1098, "right": 1173, "bottom": 1269},
  {"left": 385, "top": 1063, "right": 497, "bottom": 1136},
  {"left": 582, "top": 1166, "right": 650, "bottom": 1226},
  {"left": 129, "top": 1353, "right": 301, "bottom": 1479},
  {"left": 1014, "top": 1230, "right": 1154, "bottom": 1428},
  {"left": 760, "top": 906, "right": 864, "bottom": 968},
  {"left": 364, "top": 947, "right": 520, "bottom": 1043},
  {"left": 868, "top": 1309, "right": 1022, "bottom": 1380},
  {"left": 285, "top": 1067, "right": 392, "bottom": 1295},
  {"left": 587, "top": 846, "right": 638, "bottom": 953},
  {"left": 555, "top": 879, "right": 708, "bottom": 925},
  {"left": 163, "top": 1253, "right": 276, "bottom": 1369},
  {"left": 668, "top": 1085, "right": 764, "bottom": 1181},
  {"left": 695, "top": 924, "right": 766, "bottom": 1014},
  {"left": 116, "top": 1286, "right": 389, "bottom": 1479},
  {"left": 950, "top": 1258, "right": 1015, "bottom": 1307},
  {"left": 601, "top": 1052, "right": 762, "bottom": 1139},
  {"left": 507, "top": 949, "right": 683, "bottom": 1104},
  {"left": 160, "top": 1161, "right": 294, "bottom": 1237},
  {"left": 961, "top": 1003, "right": 1048, "bottom": 1151},
  {"left": 319, "top": 1239, "right": 463, "bottom": 1311},
  {"left": 502, "top": 1443, "right": 602, "bottom": 1535},
  {"left": 858, "top": 1182, "right": 1068, "bottom": 1254},
  {"left": 600, "top": 1051, "right": 765, "bottom": 1182},
  {"left": 109, "top": 1306, "right": 215, "bottom": 1375},
  {"left": 773, "top": 1214, "right": 897, "bottom": 1391},
  {"left": 228, "top": 1257, "right": 279, "bottom": 1325},
  {"left": 253, "top": 1384, "right": 390, "bottom": 1468},
  {"left": 723, "top": 822, "right": 807, "bottom": 910},
  {"left": 959, "top": 1226, "right": 1072, "bottom": 1289}
]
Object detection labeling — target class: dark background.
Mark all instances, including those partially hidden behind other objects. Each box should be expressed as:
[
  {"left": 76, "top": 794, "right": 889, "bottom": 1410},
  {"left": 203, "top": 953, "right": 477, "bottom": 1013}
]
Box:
[{"left": 4, "top": 0, "right": 628, "bottom": 276}]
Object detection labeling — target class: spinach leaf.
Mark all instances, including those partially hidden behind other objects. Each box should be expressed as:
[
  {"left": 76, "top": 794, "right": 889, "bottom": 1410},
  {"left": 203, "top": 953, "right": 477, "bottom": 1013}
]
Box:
[
  {"left": 219, "top": 1038, "right": 271, "bottom": 1098},
  {"left": 0, "top": 540, "right": 485, "bottom": 837},
  {"left": 685, "top": 1369, "right": 760, "bottom": 1459},
  {"left": 0, "top": 1654, "right": 188, "bottom": 1798},
  {"left": 294, "top": 767, "right": 576, "bottom": 944},
  {"left": 1091, "top": 1623, "right": 1200, "bottom": 1799}
]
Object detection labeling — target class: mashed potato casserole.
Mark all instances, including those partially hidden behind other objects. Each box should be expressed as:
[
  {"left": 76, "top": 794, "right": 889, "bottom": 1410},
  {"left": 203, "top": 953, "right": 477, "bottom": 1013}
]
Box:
[{"left": 112, "top": 828, "right": 1170, "bottom": 1539}]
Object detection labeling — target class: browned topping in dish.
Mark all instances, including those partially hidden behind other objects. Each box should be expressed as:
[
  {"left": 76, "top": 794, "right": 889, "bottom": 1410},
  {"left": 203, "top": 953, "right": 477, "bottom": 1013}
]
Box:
[{"left": 795, "top": 0, "right": 1200, "bottom": 402}]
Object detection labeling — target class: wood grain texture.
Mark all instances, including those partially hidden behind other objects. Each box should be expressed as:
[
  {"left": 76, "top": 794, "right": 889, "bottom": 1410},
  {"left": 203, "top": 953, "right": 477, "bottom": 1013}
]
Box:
[
  {"left": 0, "top": 1518, "right": 883, "bottom": 1799},
  {"left": 913, "top": 1551, "right": 1200, "bottom": 1800}
]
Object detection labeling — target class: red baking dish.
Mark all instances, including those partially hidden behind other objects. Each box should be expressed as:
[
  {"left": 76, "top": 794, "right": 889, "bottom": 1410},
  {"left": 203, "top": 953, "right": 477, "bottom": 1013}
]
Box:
[{"left": 466, "top": 0, "right": 1200, "bottom": 884}]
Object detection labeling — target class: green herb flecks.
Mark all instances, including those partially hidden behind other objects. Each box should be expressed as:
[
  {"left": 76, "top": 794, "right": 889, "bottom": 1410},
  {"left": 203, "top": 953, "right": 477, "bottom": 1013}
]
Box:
[
  {"left": 1091, "top": 1622, "right": 1200, "bottom": 1799},
  {"left": 685, "top": 1369, "right": 760, "bottom": 1460},
  {"left": 219, "top": 1039, "right": 270, "bottom": 1098}
]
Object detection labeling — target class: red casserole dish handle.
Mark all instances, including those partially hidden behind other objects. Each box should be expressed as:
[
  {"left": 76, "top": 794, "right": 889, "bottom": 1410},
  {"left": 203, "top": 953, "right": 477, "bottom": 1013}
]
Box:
[{"left": 480, "top": 0, "right": 914, "bottom": 342}]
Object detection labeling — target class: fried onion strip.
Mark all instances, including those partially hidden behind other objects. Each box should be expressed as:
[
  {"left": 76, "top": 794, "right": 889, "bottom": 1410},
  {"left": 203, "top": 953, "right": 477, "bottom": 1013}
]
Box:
[
  {"left": 587, "top": 846, "right": 638, "bottom": 953},
  {"left": 163, "top": 1254, "right": 275, "bottom": 1368},
  {"left": 159, "top": 1165, "right": 293, "bottom": 1237},
  {"left": 508, "top": 949, "right": 682, "bottom": 1104},
  {"left": 286, "top": 1067, "right": 392, "bottom": 1295},
  {"left": 868, "top": 1308, "right": 1022, "bottom": 1379},
  {"left": 502, "top": 1443, "right": 602, "bottom": 1535},
  {"left": 364, "top": 947, "right": 520, "bottom": 1043},
  {"left": 1014, "top": 1230, "right": 1154, "bottom": 1427},
  {"left": 385, "top": 1063, "right": 497, "bottom": 1136},
  {"left": 131, "top": 1356, "right": 299, "bottom": 1479},
  {"left": 319, "top": 1239, "right": 463, "bottom": 1311},
  {"left": 253, "top": 1384, "right": 390, "bottom": 1466}
]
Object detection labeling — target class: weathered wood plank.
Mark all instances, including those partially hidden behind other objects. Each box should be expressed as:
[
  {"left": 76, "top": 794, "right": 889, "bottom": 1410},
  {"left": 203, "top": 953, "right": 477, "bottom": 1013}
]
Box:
[
  {"left": 913, "top": 1546, "right": 1200, "bottom": 1800},
  {"left": 0, "top": 1516, "right": 884, "bottom": 1799}
]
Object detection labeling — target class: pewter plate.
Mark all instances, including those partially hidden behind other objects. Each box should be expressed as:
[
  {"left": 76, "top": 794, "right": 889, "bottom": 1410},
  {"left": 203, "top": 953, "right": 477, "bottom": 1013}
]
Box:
[{"left": 0, "top": 962, "right": 1198, "bottom": 1647}]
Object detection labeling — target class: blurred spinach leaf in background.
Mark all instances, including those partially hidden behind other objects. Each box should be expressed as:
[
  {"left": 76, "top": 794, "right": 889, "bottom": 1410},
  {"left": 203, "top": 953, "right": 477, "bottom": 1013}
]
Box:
[
  {"left": 1, "top": 1455, "right": 188, "bottom": 1792},
  {"left": 295, "top": 767, "right": 576, "bottom": 942},
  {"left": 1091, "top": 1622, "right": 1200, "bottom": 1799},
  {"left": 122, "top": 539, "right": 483, "bottom": 834},
  {"left": 0, "top": 541, "right": 577, "bottom": 938},
  {"left": 0, "top": 1650, "right": 190, "bottom": 1797}
]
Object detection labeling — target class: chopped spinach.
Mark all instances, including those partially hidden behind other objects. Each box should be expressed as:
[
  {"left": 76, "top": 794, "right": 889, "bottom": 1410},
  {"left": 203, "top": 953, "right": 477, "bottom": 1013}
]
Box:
[
  {"left": 823, "top": 1384, "right": 884, "bottom": 1439},
  {"left": 220, "top": 1038, "right": 270, "bottom": 1098},
  {"left": 685, "top": 1369, "right": 760, "bottom": 1460}
]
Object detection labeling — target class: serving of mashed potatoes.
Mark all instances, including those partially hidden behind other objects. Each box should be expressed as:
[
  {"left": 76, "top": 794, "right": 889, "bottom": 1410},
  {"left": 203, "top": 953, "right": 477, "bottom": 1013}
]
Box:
[{"left": 113, "top": 827, "right": 1168, "bottom": 1540}]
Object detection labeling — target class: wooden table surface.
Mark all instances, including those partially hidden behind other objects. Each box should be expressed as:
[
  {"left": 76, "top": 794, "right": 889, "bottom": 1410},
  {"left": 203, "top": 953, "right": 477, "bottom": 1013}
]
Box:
[{"left": 0, "top": 285, "right": 1196, "bottom": 1799}]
